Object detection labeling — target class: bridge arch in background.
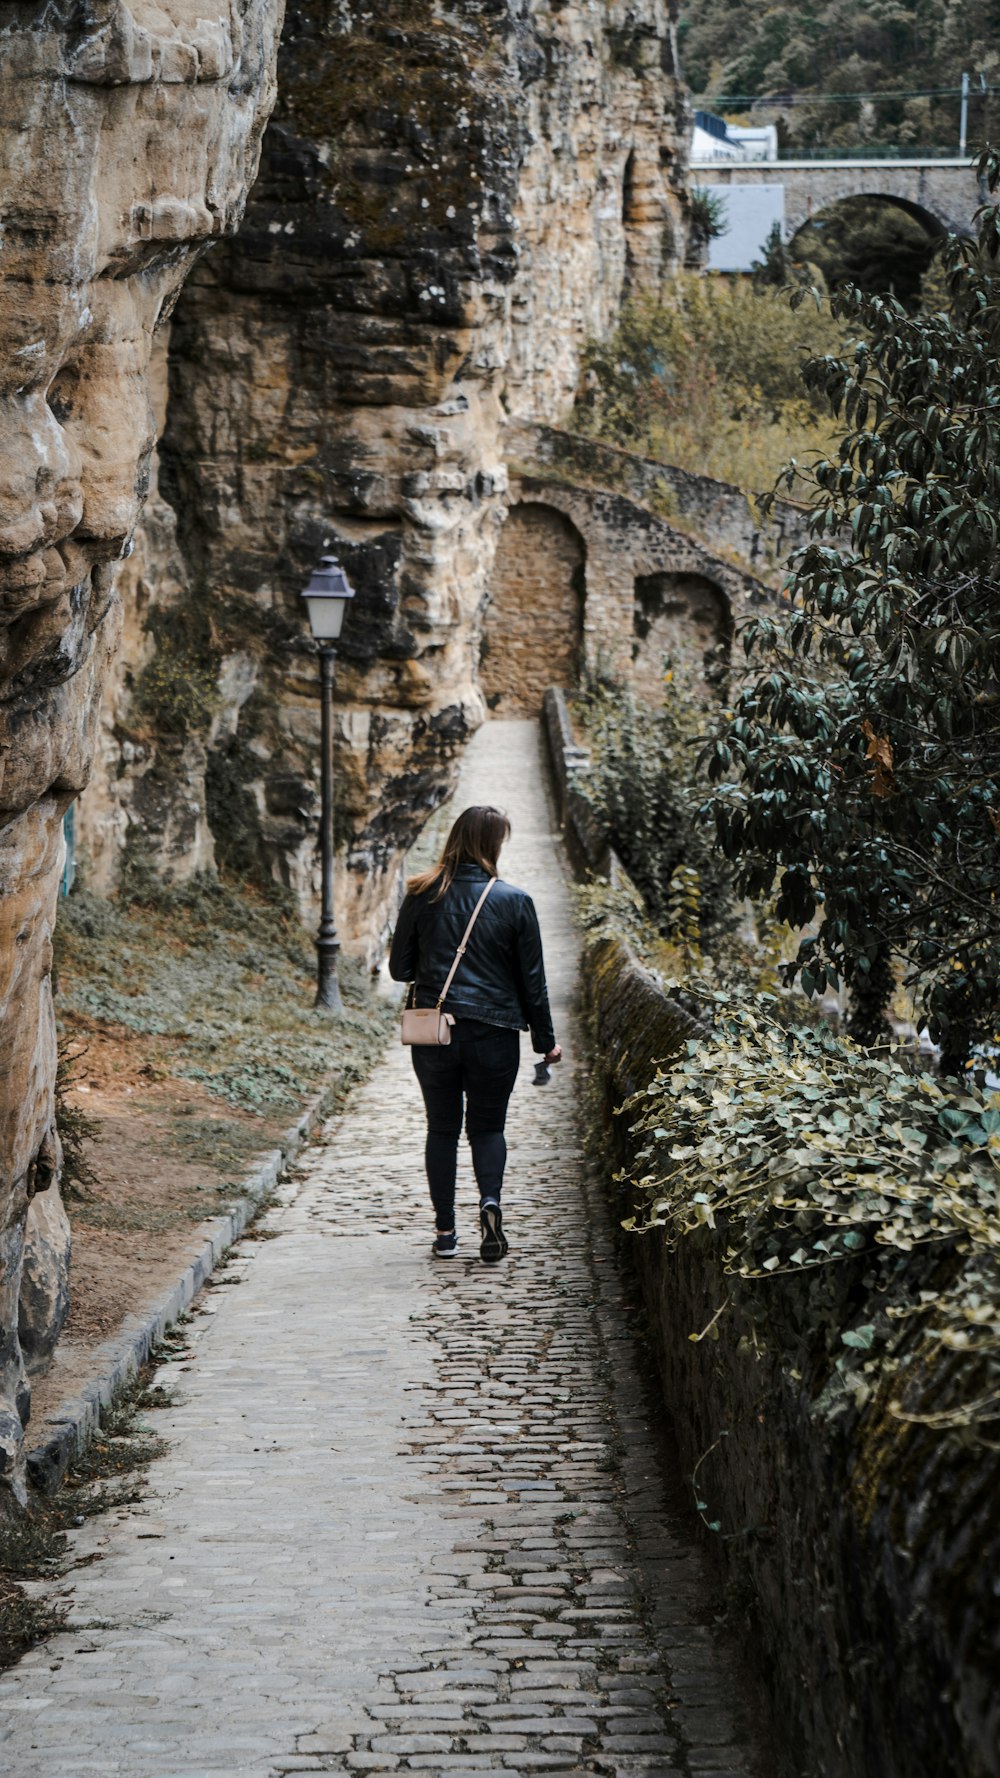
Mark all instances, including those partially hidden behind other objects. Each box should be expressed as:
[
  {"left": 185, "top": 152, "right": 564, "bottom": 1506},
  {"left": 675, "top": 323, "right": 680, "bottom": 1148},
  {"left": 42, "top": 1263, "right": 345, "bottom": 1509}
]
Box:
[
  {"left": 692, "top": 159, "right": 983, "bottom": 274},
  {"left": 788, "top": 188, "right": 949, "bottom": 241},
  {"left": 789, "top": 192, "right": 945, "bottom": 304}
]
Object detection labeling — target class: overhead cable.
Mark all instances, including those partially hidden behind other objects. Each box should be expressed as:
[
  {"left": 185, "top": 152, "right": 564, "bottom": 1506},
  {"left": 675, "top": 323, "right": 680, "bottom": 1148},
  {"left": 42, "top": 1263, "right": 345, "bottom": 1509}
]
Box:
[{"left": 691, "top": 85, "right": 981, "bottom": 108}]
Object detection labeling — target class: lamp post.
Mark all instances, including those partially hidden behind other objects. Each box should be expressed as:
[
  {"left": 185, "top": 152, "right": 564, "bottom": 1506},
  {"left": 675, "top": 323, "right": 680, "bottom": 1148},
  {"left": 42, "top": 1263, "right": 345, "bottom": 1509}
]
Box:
[{"left": 300, "top": 554, "right": 356, "bottom": 1011}]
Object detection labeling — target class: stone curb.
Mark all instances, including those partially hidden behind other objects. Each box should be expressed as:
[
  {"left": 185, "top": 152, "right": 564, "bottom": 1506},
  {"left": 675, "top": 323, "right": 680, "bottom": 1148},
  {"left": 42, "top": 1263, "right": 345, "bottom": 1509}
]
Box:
[{"left": 25, "top": 1076, "right": 342, "bottom": 1494}]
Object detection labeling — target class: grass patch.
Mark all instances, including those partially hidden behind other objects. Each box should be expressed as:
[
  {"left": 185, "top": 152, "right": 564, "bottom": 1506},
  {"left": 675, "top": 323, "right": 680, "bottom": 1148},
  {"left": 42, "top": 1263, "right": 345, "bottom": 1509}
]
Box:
[
  {"left": 53, "top": 874, "right": 395, "bottom": 1197},
  {"left": 573, "top": 278, "right": 853, "bottom": 495},
  {"left": 0, "top": 1369, "right": 171, "bottom": 1671},
  {"left": 164, "top": 1115, "right": 264, "bottom": 1184}
]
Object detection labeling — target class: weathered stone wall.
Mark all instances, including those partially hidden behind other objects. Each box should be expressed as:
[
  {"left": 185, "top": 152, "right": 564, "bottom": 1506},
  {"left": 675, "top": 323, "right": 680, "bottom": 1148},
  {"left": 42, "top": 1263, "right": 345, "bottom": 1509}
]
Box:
[
  {"left": 631, "top": 570, "right": 731, "bottom": 704},
  {"left": 481, "top": 504, "right": 585, "bottom": 714},
  {"left": 501, "top": 5, "right": 688, "bottom": 416},
  {"left": 76, "top": 0, "right": 692, "bottom": 957},
  {"left": 542, "top": 702, "right": 1000, "bottom": 1778},
  {"left": 79, "top": 329, "right": 213, "bottom": 894},
  {"left": 0, "top": 0, "right": 284, "bottom": 1504},
  {"left": 508, "top": 418, "right": 812, "bottom": 575},
  {"left": 587, "top": 938, "right": 1000, "bottom": 1778},
  {"left": 483, "top": 473, "right": 749, "bottom": 715},
  {"left": 510, "top": 469, "right": 761, "bottom": 689}
]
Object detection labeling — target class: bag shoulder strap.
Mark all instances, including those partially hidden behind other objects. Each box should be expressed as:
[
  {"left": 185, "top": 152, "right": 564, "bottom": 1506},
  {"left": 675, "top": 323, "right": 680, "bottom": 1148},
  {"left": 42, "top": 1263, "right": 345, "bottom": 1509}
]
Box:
[{"left": 437, "top": 878, "right": 496, "bottom": 1008}]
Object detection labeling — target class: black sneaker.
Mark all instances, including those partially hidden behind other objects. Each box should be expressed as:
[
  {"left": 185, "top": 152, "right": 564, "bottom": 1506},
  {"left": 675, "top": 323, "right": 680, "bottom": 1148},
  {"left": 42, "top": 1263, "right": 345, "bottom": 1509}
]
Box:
[
  {"left": 433, "top": 1231, "right": 457, "bottom": 1259},
  {"left": 479, "top": 1201, "right": 508, "bottom": 1264}
]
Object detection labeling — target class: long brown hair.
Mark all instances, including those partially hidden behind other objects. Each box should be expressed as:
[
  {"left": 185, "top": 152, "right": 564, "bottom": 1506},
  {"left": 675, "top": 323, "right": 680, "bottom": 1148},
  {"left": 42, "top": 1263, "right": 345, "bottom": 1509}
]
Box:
[{"left": 407, "top": 805, "right": 511, "bottom": 900}]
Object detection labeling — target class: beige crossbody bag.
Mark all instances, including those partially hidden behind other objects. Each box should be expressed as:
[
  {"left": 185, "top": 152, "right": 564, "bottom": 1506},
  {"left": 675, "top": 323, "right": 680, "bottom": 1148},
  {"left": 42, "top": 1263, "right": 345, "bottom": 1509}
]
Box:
[{"left": 400, "top": 878, "right": 497, "bottom": 1047}]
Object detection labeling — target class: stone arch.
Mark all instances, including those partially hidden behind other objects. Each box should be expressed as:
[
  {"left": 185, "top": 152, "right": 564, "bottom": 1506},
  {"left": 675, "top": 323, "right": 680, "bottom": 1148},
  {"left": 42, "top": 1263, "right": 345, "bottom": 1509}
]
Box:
[
  {"left": 623, "top": 149, "right": 639, "bottom": 227},
  {"left": 863, "top": 192, "right": 947, "bottom": 237},
  {"left": 631, "top": 570, "right": 731, "bottom": 703},
  {"left": 791, "top": 189, "right": 946, "bottom": 240},
  {"left": 480, "top": 503, "right": 585, "bottom": 715},
  {"left": 789, "top": 192, "right": 943, "bottom": 303}
]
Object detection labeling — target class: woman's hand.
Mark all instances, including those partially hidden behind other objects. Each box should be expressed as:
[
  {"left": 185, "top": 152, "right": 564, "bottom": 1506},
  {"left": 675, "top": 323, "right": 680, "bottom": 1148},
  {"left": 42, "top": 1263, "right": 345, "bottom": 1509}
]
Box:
[{"left": 544, "top": 1045, "right": 562, "bottom": 1065}]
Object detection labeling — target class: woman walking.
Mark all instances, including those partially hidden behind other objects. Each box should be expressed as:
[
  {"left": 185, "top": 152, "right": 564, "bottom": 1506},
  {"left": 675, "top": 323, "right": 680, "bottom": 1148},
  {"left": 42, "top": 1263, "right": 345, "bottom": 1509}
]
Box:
[{"left": 389, "top": 805, "right": 561, "bottom": 1263}]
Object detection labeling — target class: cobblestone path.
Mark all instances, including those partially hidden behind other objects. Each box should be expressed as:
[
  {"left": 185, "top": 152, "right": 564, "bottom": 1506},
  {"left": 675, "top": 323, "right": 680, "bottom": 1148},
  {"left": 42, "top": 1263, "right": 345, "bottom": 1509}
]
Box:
[{"left": 2, "top": 721, "right": 760, "bottom": 1778}]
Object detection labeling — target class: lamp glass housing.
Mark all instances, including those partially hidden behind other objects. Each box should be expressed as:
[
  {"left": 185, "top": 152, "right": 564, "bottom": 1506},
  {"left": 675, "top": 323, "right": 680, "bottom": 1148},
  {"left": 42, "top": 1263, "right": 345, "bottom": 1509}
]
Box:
[{"left": 301, "top": 555, "right": 356, "bottom": 641}]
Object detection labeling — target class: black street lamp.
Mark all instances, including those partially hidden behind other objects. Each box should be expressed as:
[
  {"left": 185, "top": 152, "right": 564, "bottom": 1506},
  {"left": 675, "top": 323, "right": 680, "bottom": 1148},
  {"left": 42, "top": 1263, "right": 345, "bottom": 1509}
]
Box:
[{"left": 300, "top": 554, "right": 356, "bottom": 1011}]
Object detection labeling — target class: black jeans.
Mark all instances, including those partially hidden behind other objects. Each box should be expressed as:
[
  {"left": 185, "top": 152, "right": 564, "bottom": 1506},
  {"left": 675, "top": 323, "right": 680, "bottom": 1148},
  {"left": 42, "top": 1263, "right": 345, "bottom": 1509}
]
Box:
[{"left": 410, "top": 1019, "right": 521, "bottom": 1230}]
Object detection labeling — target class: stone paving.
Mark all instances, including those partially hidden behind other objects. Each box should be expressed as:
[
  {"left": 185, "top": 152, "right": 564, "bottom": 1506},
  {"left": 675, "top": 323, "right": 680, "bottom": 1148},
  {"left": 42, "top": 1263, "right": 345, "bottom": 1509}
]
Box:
[{"left": 0, "top": 720, "right": 760, "bottom": 1778}]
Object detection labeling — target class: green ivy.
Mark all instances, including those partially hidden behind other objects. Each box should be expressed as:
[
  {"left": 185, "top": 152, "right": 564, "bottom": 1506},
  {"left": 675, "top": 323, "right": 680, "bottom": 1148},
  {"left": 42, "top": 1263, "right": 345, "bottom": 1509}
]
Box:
[
  {"left": 575, "top": 675, "right": 738, "bottom": 955},
  {"left": 623, "top": 985, "right": 1000, "bottom": 1425},
  {"left": 132, "top": 597, "right": 220, "bottom": 741}
]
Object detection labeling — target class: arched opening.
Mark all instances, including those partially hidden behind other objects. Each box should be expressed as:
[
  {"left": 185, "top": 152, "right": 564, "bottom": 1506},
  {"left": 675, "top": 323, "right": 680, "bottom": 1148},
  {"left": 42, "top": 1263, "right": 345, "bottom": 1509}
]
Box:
[
  {"left": 790, "top": 194, "right": 944, "bottom": 308},
  {"left": 622, "top": 149, "right": 672, "bottom": 286},
  {"left": 480, "top": 504, "right": 585, "bottom": 716},
  {"left": 623, "top": 150, "right": 639, "bottom": 227},
  {"left": 632, "top": 571, "right": 730, "bottom": 703}
]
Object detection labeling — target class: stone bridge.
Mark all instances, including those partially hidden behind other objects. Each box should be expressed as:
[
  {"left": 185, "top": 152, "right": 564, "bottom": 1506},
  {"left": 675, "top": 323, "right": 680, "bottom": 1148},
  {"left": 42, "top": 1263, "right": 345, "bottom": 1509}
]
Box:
[
  {"left": 691, "top": 156, "right": 985, "bottom": 241},
  {"left": 481, "top": 421, "right": 803, "bottom": 716}
]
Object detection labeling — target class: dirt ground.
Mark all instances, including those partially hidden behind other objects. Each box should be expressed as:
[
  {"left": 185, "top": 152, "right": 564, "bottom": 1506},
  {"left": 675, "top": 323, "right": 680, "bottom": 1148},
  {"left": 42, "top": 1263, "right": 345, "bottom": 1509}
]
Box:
[{"left": 29, "top": 1035, "right": 291, "bottom": 1431}]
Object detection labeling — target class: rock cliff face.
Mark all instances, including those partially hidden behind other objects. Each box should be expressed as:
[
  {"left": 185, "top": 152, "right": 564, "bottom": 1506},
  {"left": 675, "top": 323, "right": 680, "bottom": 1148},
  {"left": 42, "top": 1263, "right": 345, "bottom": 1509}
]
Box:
[
  {"left": 78, "top": 1, "right": 690, "bottom": 956},
  {"left": 0, "top": 0, "right": 284, "bottom": 1503}
]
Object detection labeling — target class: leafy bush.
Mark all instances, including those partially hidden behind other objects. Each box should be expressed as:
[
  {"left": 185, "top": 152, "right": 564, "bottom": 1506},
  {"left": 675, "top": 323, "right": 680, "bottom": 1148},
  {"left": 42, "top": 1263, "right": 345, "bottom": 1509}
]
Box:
[
  {"left": 575, "top": 675, "right": 738, "bottom": 954},
  {"left": 688, "top": 184, "right": 729, "bottom": 253},
  {"left": 131, "top": 598, "right": 220, "bottom": 740},
  {"left": 132, "top": 647, "right": 219, "bottom": 739},
  {"left": 572, "top": 278, "right": 852, "bottom": 491},
  {"left": 751, "top": 221, "right": 811, "bottom": 290},
  {"left": 54, "top": 1042, "right": 99, "bottom": 1201},
  {"left": 623, "top": 984, "right": 1000, "bottom": 1425},
  {"left": 705, "top": 157, "right": 1000, "bottom": 1067}
]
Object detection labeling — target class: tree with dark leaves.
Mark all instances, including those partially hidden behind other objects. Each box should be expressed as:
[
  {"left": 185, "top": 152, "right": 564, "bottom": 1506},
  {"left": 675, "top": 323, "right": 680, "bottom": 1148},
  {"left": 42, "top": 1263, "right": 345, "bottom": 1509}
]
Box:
[{"left": 704, "top": 151, "right": 1000, "bottom": 1073}]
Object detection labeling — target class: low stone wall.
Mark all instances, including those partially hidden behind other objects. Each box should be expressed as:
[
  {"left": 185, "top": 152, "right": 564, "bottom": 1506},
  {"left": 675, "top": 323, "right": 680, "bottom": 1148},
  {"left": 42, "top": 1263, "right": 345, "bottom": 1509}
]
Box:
[
  {"left": 584, "top": 933, "right": 999, "bottom": 1778},
  {"left": 542, "top": 688, "right": 607, "bottom": 878},
  {"left": 544, "top": 685, "right": 1000, "bottom": 1778},
  {"left": 508, "top": 419, "right": 812, "bottom": 576}
]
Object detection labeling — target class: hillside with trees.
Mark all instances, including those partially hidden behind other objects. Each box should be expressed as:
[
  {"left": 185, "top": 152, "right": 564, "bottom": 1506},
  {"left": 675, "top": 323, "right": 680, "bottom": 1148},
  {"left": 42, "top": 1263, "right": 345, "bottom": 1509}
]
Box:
[{"left": 679, "top": 0, "right": 1000, "bottom": 154}]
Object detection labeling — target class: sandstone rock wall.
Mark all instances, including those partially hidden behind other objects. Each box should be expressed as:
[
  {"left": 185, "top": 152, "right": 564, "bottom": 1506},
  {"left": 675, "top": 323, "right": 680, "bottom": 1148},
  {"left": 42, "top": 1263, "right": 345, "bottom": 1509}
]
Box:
[
  {"left": 79, "top": 330, "right": 215, "bottom": 895},
  {"left": 77, "top": 0, "right": 690, "bottom": 959},
  {"left": 0, "top": 0, "right": 284, "bottom": 1504},
  {"left": 500, "top": 4, "right": 688, "bottom": 415}
]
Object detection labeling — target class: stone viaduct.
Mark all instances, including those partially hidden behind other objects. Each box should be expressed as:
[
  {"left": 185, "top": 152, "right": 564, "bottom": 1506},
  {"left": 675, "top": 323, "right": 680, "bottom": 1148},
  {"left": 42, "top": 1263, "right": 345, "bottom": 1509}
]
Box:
[
  {"left": 481, "top": 422, "right": 808, "bottom": 715},
  {"left": 691, "top": 156, "right": 986, "bottom": 240}
]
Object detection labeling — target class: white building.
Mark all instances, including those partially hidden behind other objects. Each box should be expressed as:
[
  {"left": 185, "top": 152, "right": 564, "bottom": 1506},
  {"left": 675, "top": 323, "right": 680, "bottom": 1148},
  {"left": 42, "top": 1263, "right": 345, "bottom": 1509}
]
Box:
[
  {"left": 691, "top": 110, "right": 779, "bottom": 164},
  {"left": 690, "top": 110, "right": 784, "bottom": 271}
]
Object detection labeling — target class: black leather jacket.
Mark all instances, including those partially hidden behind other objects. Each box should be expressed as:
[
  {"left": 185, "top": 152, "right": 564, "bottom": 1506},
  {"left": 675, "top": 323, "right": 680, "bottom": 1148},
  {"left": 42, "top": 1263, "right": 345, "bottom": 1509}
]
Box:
[{"left": 389, "top": 863, "right": 556, "bottom": 1054}]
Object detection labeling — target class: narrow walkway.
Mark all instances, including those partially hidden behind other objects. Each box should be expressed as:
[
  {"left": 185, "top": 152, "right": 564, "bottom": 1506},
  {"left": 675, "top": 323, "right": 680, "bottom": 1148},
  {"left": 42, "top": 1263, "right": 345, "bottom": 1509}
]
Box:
[{"left": 2, "top": 721, "right": 758, "bottom": 1778}]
